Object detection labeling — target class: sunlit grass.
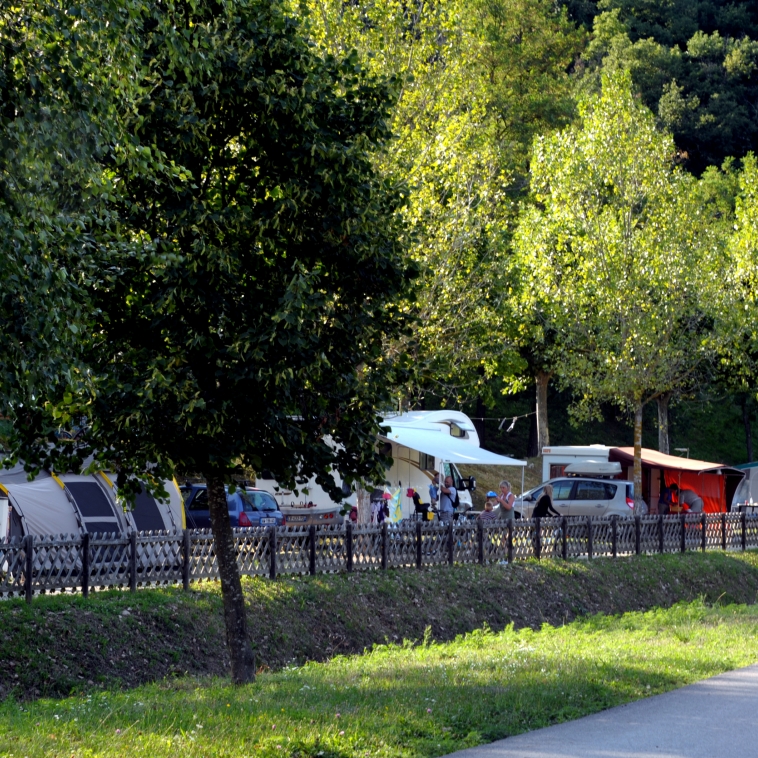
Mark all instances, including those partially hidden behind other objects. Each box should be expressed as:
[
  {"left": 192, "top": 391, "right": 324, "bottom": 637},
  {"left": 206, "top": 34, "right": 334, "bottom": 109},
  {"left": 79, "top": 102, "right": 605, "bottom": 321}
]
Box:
[{"left": 3, "top": 600, "right": 758, "bottom": 757}]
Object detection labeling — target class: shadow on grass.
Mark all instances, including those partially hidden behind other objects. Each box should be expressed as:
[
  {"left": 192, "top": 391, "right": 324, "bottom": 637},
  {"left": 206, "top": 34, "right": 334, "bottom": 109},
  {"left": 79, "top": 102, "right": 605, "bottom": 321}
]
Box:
[{"left": 2, "top": 551, "right": 758, "bottom": 706}]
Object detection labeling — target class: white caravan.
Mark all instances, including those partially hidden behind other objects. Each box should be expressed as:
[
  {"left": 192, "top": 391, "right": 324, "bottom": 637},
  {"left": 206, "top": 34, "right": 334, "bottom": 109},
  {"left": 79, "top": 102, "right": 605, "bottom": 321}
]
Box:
[
  {"left": 541, "top": 445, "right": 611, "bottom": 482},
  {"left": 255, "top": 411, "right": 527, "bottom": 523}
]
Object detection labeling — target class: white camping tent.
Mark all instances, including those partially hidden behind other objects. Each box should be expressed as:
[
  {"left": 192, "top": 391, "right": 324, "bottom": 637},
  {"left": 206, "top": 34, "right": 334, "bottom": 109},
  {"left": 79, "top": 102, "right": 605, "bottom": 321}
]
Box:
[{"left": 1, "top": 468, "right": 185, "bottom": 539}]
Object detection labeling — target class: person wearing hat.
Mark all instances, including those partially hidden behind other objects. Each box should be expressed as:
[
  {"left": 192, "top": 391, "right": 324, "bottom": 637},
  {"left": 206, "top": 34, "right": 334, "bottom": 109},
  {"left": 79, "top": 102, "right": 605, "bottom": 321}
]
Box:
[{"left": 478, "top": 492, "right": 499, "bottom": 522}]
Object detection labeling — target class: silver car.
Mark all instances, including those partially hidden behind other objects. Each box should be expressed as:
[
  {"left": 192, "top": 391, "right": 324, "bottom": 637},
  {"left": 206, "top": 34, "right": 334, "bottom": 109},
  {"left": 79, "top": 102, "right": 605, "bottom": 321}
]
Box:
[{"left": 512, "top": 477, "right": 635, "bottom": 518}]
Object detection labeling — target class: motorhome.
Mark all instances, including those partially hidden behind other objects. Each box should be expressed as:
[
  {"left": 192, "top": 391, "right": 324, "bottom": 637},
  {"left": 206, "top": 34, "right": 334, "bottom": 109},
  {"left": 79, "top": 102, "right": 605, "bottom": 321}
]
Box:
[
  {"left": 255, "top": 411, "right": 527, "bottom": 523},
  {"left": 541, "top": 445, "right": 611, "bottom": 482}
]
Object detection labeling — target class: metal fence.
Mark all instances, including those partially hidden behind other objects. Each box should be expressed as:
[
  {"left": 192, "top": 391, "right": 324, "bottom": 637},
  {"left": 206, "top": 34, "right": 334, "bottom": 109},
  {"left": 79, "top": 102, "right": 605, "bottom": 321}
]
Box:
[{"left": 3, "top": 512, "right": 758, "bottom": 601}]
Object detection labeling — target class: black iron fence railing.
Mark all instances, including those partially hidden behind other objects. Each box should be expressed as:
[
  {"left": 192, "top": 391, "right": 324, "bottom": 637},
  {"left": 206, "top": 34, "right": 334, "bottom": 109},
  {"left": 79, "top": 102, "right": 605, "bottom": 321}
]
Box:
[{"left": 3, "top": 513, "right": 757, "bottom": 602}]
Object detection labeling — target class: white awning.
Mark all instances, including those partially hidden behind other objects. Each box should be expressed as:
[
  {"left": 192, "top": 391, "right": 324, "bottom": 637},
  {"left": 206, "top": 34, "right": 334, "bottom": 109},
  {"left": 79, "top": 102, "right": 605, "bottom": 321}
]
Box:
[{"left": 380, "top": 428, "right": 527, "bottom": 467}]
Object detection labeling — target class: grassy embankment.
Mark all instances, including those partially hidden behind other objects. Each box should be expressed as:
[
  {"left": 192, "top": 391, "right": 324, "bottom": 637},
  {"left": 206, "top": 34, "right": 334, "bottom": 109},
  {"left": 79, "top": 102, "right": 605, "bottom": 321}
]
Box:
[
  {"left": 3, "top": 552, "right": 758, "bottom": 756},
  {"left": 3, "top": 601, "right": 758, "bottom": 757}
]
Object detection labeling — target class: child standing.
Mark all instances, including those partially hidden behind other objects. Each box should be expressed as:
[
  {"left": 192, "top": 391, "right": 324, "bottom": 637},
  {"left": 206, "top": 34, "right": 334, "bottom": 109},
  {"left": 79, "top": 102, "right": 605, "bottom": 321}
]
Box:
[{"left": 478, "top": 492, "right": 499, "bottom": 522}]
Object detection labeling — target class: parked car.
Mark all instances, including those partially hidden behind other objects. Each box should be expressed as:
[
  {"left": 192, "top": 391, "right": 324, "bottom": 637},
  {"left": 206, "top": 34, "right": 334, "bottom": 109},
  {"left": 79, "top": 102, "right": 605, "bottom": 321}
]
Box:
[
  {"left": 279, "top": 506, "right": 344, "bottom": 528},
  {"left": 510, "top": 477, "right": 635, "bottom": 519},
  {"left": 180, "top": 483, "right": 285, "bottom": 528}
]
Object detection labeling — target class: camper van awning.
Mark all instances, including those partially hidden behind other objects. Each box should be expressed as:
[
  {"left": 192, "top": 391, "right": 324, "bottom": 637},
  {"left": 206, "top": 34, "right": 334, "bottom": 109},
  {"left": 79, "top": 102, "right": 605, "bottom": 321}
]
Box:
[
  {"left": 380, "top": 428, "right": 527, "bottom": 467},
  {"left": 608, "top": 447, "right": 743, "bottom": 476}
]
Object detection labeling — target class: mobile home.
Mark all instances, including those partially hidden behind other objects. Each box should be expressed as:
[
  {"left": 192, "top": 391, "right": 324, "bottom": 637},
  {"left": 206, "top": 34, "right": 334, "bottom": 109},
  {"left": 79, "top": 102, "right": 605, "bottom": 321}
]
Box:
[{"left": 256, "top": 411, "right": 527, "bottom": 523}]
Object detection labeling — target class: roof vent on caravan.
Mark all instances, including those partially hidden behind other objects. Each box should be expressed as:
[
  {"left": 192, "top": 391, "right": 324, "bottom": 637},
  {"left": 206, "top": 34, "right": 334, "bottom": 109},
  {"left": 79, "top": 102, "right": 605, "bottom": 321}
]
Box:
[{"left": 564, "top": 460, "right": 622, "bottom": 478}]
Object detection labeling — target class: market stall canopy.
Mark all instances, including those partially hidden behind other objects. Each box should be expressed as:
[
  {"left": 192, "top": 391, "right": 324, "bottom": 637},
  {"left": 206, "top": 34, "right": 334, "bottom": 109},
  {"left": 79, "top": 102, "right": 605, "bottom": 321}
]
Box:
[{"left": 380, "top": 427, "right": 527, "bottom": 467}]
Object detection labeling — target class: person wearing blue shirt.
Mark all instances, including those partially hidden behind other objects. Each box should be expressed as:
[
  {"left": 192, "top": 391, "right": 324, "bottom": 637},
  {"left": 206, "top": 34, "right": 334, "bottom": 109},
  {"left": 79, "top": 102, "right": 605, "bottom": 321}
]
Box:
[
  {"left": 429, "top": 471, "right": 439, "bottom": 511},
  {"left": 438, "top": 475, "right": 456, "bottom": 524}
]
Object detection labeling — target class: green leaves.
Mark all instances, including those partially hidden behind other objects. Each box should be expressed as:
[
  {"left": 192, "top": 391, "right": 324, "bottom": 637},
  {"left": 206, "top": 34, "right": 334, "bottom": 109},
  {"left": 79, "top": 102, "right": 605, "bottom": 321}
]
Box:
[
  {"left": 515, "top": 70, "right": 729, "bottom": 418},
  {"left": 41, "top": 0, "right": 414, "bottom": 499},
  {"left": 579, "top": 2, "right": 758, "bottom": 174}
]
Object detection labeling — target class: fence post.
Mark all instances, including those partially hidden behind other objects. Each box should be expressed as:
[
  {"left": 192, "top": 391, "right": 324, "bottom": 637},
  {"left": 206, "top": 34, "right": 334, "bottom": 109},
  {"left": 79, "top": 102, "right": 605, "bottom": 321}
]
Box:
[
  {"left": 381, "top": 522, "right": 388, "bottom": 570},
  {"left": 561, "top": 516, "right": 567, "bottom": 560},
  {"left": 477, "top": 520, "right": 484, "bottom": 565},
  {"left": 24, "top": 534, "right": 34, "bottom": 604},
  {"left": 658, "top": 514, "right": 664, "bottom": 554},
  {"left": 81, "top": 532, "right": 90, "bottom": 599},
  {"left": 447, "top": 520, "right": 454, "bottom": 565},
  {"left": 701, "top": 513, "right": 707, "bottom": 551},
  {"left": 742, "top": 511, "right": 747, "bottom": 552},
  {"left": 680, "top": 513, "right": 686, "bottom": 553},
  {"left": 611, "top": 517, "right": 617, "bottom": 558},
  {"left": 129, "top": 531, "right": 138, "bottom": 592},
  {"left": 416, "top": 521, "right": 422, "bottom": 568},
  {"left": 587, "top": 517, "right": 593, "bottom": 560},
  {"left": 507, "top": 520, "right": 513, "bottom": 564},
  {"left": 182, "top": 529, "right": 191, "bottom": 591},
  {"left": 721, "top": 513, "right": 727, "bottom": 551},
  {"left": 346, "top": 522, "right": 353, "bottom": 573},
  {"left": 534, "top": 517, "right": 541, "bottom": 560},
  {"left": 635, "top": 516, "right": 641, "bottom": 555},
  {"left": 269, "top": 526, "right": 277, "bottom": 580},
  {"left": 308, "top": 525, "right": 316, "bottom": 575}
]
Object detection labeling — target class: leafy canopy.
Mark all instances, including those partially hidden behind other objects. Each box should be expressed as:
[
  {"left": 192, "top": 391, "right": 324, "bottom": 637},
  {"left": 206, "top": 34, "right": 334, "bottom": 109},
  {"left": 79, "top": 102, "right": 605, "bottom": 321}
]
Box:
[
  {"left": 514, "top": 70, "right": 727, "bottom": 418},
  {"left": 15, "top": 0, "right": 413, "bottom": 503},
  {"left": 580, "top": 1, "right": 758, "bottom": 173},
  {"left": 303, "top": 0, "right": 584, "bottom": 404}
]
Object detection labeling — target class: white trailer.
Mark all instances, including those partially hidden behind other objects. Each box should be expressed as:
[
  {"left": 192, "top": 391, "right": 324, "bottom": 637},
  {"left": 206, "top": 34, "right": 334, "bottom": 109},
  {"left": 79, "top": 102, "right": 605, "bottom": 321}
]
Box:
[
  {"left": 541, "top": 445, "right": 611, "bottom": 483},
  {"left": 256, "top": 411, "right": 527, "bottom": 523}
]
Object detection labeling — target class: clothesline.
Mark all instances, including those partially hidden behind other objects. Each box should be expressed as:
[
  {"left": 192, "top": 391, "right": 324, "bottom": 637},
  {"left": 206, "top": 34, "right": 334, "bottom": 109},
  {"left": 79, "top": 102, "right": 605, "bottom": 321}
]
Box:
[
  {"left": 469, "top": 412, "right": 537, "bottom": 421},
  {"left": 468, "top": 411, "right": 537, "bottom": 432}
]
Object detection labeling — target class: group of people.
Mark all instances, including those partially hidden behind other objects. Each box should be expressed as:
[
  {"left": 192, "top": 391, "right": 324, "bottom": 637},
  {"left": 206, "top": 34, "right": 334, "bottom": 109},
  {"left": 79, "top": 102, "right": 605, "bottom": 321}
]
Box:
[
  {"left": 427, "top": 474, "right": 517, "bottom": 523},
  {"left": 478, "top": 481, "right": 517, "bottom": 522}
]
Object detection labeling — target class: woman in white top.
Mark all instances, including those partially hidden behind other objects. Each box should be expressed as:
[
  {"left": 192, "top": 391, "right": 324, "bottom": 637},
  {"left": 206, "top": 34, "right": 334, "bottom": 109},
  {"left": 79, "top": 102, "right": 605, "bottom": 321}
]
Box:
[{"left": 497, "top": 480, "right": 516, "bottom": 521}]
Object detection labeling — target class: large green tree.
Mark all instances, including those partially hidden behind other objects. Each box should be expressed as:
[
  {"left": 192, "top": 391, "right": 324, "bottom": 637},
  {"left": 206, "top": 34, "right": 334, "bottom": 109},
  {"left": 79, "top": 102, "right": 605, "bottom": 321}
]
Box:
[
  {"left": 514, "top": 71, "right": 729, "bottom": 505},
  {"left": 304, "top": 0, "right": 584, "bottom": 405},
  {"left": 0, "top": 1, "right": 146, "bottom": 468},
  {"left": 54, "top": 0, "right": 411, "bottom": 684}
]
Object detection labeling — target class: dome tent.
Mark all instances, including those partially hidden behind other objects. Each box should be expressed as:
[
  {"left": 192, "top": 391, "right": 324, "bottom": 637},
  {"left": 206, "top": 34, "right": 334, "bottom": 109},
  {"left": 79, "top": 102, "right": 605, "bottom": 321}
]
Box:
[{"left": 1, "top": 467, "right": 184, "bottom": 539}]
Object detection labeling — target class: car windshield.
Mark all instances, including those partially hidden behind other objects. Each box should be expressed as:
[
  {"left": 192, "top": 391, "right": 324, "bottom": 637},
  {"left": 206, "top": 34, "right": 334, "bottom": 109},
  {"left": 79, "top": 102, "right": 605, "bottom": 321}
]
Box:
[{"left": 246, "top": 491, "right": 277, "bottom": 511}]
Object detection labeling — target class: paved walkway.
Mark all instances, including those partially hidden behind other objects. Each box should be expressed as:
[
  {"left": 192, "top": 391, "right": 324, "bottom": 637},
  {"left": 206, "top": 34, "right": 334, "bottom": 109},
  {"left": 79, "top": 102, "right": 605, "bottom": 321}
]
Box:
[{"left": 445, "top": 664, "right": 758, "bottom": 758}]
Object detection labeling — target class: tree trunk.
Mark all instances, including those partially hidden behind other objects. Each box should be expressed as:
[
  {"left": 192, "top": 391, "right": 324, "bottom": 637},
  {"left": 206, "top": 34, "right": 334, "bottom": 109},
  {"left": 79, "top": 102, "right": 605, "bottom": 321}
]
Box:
[
  {"left": 657, "top": 393, "right": 670, "bottom": 455},
  {"left": 207, "top": 474, "right": 256, "bottom": 684},
  {"left": 633, "top": 404, "right": 644, "bottom": 514},
  {"left": 536, "top": 371, "right": 550, "bottom": 452},
  {"left": 355, "top": 484, "right": 371, "bottom": 524},
  {"left": 527, "top": 408, "right": 539, "bottom": 458},
  {"left": 742, "top": 394, "right": 754, "bottom": 462},
  {"left": 475, "top": 391, "right": 486, "bottom": 448}
]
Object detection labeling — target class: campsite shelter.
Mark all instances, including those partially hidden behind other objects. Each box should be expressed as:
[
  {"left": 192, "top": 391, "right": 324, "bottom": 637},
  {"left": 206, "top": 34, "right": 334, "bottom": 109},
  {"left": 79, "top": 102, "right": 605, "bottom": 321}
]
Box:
[
  {"left": 607, "top": 447, "right": 744, "bottom": 513},
  {"left": 0, "top": 464, "right": 185, "bottom": 539},
  {"left": 731, "top": 462, "right": 758, "bottom": 511}
]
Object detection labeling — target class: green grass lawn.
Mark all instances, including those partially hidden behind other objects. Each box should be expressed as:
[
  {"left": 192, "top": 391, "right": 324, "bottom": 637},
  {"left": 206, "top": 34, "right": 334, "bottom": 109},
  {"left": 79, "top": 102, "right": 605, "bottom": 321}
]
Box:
[{"left": 3, "top": 600, "right": 758, "bottom": 757}]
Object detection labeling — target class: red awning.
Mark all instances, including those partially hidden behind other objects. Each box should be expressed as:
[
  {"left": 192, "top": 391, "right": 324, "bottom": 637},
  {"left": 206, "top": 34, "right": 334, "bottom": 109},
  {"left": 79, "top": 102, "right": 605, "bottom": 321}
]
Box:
[
  {"left": 609, "top": 447, "right": 744, "bottom": 513},
  {"left": 608, "top": 447, "right": 723, "bottom": 473}
]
